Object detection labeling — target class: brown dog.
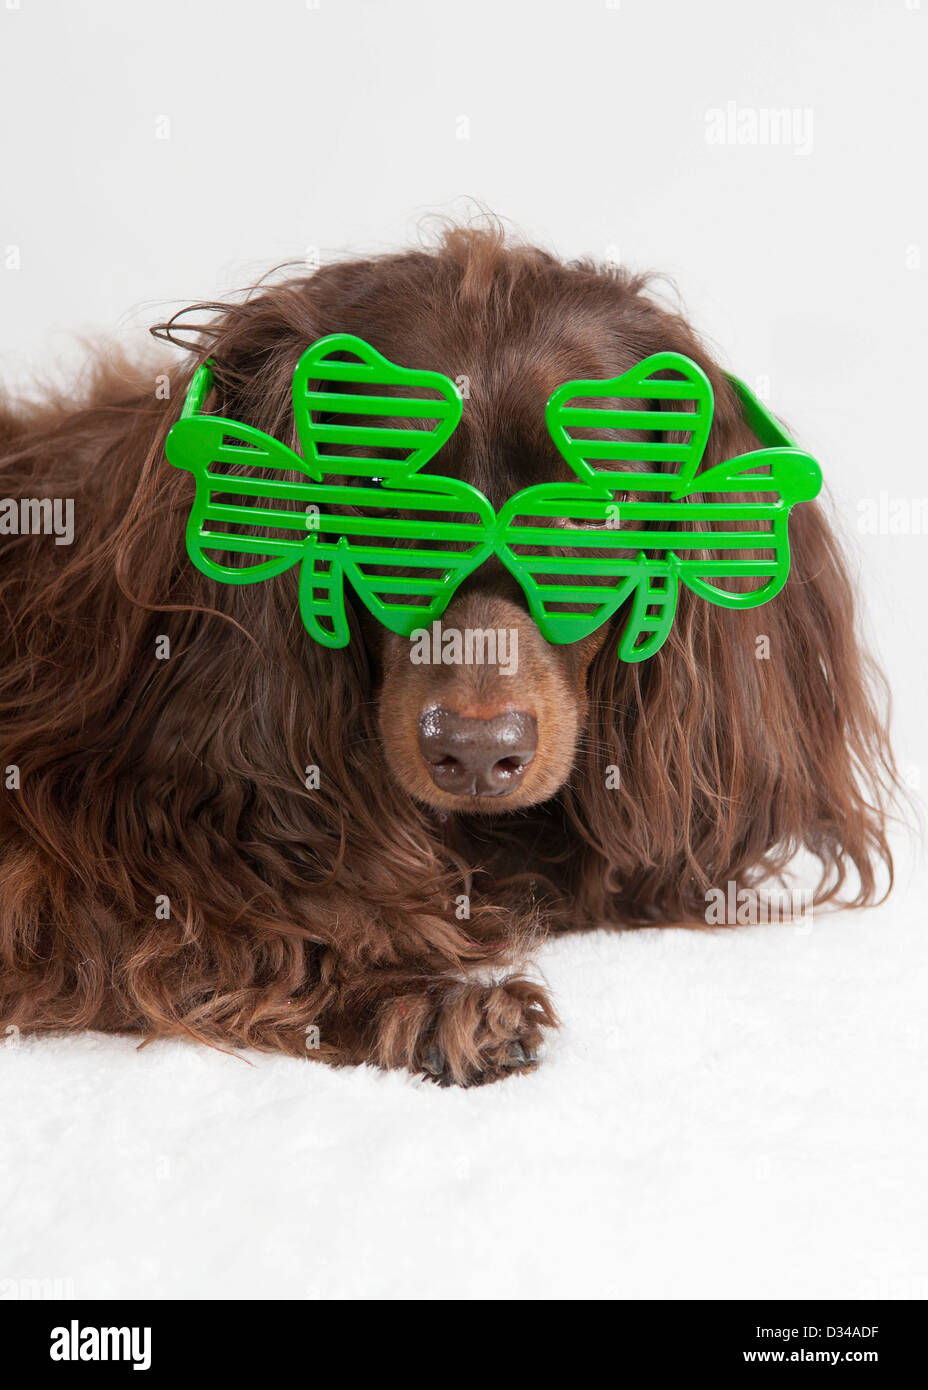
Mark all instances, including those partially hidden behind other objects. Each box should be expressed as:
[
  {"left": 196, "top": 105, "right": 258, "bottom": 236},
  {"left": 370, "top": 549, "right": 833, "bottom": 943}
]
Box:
[{"left": 0, "top": 227, "right": 897, "bottom": 1084}]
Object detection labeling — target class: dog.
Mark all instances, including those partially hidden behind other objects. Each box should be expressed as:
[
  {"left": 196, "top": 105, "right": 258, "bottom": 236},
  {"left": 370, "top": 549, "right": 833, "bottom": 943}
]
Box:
[{"left": 0, "top": 225, "right": 898, "bottom": 1084}]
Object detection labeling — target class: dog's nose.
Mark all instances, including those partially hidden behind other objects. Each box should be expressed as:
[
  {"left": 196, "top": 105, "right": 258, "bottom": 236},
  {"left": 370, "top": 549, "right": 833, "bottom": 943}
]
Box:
[{"left": 417, "top": 708, "right": 537, "bottom": 797}]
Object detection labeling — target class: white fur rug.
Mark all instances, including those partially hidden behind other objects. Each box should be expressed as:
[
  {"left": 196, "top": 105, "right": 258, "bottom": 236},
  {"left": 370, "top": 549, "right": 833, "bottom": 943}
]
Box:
[{"left": 2, "top": 846, "right": 924, "bottom": 1300}]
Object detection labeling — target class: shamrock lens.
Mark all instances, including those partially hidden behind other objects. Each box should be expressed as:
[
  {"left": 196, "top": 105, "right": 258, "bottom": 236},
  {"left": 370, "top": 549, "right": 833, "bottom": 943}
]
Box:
[
  {"left": 167, "top": 335, "right": 496, "bottom": 647},
  {"left": 497, "top": 354, "right": 822, "bottom": 661}
]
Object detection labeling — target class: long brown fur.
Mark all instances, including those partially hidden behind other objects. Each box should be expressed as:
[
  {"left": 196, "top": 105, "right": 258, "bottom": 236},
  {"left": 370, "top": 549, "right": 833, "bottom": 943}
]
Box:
[{"left": 0, "top": 225, "right": 898, "bottom": 1084}]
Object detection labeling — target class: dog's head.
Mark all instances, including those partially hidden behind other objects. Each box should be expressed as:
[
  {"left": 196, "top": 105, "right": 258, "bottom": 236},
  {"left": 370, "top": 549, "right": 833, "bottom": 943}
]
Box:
[
  {"left": 151, "top": 225, "right": 894, "bottom": 916},
  {"left": 162, "top": 229, "right": 757, "bottom": 813}
]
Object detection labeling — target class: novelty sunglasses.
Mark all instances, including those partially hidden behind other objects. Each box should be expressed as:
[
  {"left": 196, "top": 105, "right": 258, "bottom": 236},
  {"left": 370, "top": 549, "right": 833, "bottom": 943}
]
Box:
[{"left": 166, "top": 334, "right": 822, "bottom": 662}]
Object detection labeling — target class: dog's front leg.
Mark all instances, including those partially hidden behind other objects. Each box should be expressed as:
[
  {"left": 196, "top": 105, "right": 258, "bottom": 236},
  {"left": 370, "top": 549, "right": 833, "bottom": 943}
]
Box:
[{"left": 312, "top": 913, "right": 556, "bottom": 1086}]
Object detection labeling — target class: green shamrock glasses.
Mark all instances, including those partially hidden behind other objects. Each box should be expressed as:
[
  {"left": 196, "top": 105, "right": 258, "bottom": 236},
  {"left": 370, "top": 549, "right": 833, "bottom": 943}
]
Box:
[{"left": 166, "top": 334, "right": 822, "bottom": 662}]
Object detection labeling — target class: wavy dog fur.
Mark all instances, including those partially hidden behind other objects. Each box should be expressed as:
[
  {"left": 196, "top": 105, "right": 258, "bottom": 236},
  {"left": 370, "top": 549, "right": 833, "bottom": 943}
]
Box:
[{"left": 0, "top": 225, "right": 898, "bottom": 1083}]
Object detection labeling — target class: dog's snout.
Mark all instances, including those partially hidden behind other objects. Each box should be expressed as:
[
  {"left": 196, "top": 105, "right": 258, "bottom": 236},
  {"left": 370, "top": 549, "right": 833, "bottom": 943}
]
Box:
[{"left": 417, "top": 708, "right": 538, "bottom": 797}]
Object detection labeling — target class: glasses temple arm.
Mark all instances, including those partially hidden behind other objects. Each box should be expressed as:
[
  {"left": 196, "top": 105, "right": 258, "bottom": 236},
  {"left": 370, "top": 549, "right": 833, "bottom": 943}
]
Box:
[{"left": 725, "top": 372, "right": 797, "bottom": 450}]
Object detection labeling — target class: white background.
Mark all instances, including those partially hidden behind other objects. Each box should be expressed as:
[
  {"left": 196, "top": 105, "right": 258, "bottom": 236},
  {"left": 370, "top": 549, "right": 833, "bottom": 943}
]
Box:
[{"left": 1, "top": 0, "right": 926, "bottom": 1300}]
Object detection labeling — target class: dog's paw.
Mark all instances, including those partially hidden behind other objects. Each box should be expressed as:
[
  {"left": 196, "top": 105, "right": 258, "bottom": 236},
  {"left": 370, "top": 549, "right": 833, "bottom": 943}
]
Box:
[{"left": 374, "top": 976, "right": 556, "bottom": 1087}]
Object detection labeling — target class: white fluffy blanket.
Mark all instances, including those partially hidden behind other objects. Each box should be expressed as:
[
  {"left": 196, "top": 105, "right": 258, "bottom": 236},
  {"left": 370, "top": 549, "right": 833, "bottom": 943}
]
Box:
[{"left": 2, "top": 848, "right": 924, "bottom": 1300}]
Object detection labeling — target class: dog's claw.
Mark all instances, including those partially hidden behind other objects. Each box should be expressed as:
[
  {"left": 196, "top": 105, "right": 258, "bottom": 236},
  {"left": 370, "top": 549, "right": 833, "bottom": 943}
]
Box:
[
  {"left": 507, "top": 1042, "right": 538, "bottom": 1068},
  {"left": 422, "top": 1046, "right": 445, "bottom": 1076}
]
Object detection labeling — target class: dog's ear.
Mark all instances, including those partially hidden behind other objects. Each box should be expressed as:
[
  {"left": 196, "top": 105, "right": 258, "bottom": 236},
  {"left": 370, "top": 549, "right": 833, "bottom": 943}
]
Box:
[{"left": 565, "top": 366, "right": 897, "bottom": 924}]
